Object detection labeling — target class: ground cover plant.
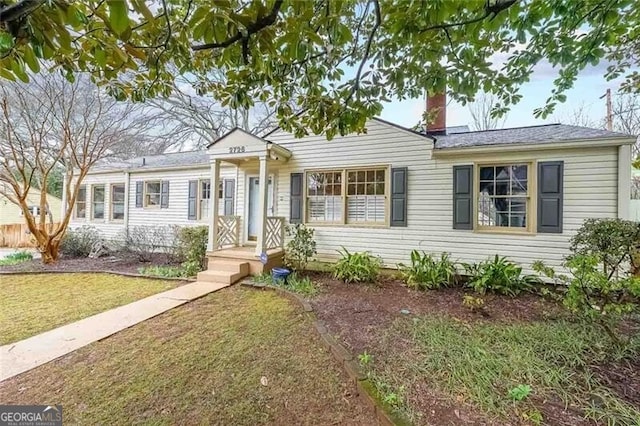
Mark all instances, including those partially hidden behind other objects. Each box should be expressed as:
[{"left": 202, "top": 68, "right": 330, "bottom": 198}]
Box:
[
  {"left": 0, "top": 251, "right": 33, "bottom": 266},
  {"left": 0, "top": 287, "right": 373, "bottom": 425},
  {"left": 398, "top": 251, "right": 458, "bottom": 290},
  {"left": 252, "top": 271, "right": 319, "bottom": 297},
  {"left": 463, "top": 255, "right": 538, "bottom": 296},
  {"left": 0, "top": 273, "right": 179, "bottom": 344}
]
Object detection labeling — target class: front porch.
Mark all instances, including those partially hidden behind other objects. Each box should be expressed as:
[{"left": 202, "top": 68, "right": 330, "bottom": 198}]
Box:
[{"left": 198, "top": 128, "right": 291, "bottom": 284}]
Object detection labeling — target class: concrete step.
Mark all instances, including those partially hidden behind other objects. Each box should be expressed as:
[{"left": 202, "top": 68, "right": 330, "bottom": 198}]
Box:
[
  {"left": 207, "top": 259, "right": 250, "bottom": 275},
  {"left": 197, "top": 269, "right": 247, "bottom": 285}
]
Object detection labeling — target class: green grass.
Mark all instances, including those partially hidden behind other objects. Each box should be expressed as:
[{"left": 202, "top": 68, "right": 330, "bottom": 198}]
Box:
[
  {"left": 0, "top": 250, "right": 33, "bottom": 266},
  {"left": 371, "top": 315, "right": 640, "bottom": 425},
  {"left": 253, "top": 272, "right": 319, "bottom": 297},
  {"left": 0, "top": 287, "right": 372, "bottom": 425},
  {"left": 0, "top": 273, "right": 179, "bottom": 344}
]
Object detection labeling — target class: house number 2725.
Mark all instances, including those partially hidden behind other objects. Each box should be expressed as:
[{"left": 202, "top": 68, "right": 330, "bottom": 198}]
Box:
[{"left": 229, "top": 146, "right": 246, "bottom": 153}]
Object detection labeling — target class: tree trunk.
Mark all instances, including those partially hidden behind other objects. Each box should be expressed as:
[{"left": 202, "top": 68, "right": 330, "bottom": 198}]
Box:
[{"left": 37, "top": 237, "right": 61, "bottom": 264}]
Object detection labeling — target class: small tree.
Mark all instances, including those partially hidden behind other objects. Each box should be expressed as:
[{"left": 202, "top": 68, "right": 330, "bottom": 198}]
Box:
[
  {"left": 284, "top": 224, "right": 317, "bottom": 272},
  {"left": 0, "top": 73, "right": 157, "bottom": 263}
]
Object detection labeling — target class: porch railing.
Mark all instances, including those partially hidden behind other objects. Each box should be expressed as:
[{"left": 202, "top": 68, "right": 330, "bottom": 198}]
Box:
[
  {"left": 217, "top": 215, "right": 240, "bottom": 248},
  {"left": 265, "top": 216, "right": 285, "bottom": 249}
]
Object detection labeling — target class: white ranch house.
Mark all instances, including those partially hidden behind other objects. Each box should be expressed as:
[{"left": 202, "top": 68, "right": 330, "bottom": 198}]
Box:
[{"left": 65, "top": 117, "right": 635, "bottom": 283}]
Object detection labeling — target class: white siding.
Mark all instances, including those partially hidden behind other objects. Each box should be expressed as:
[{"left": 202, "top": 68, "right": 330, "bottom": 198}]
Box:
[
  {"left": 266, "top": 119, "right": 620, "bottom": 272},
  {"left": 68, "top": 172, "right": 127, "bottom": 240},
  {"left": 69, "top": 165, "right": 238, "bottom": 241}
]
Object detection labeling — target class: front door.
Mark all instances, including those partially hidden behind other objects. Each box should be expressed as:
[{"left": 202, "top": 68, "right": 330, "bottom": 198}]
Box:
[{"left": 247, "top": 176, "right": 274, "bottom": 241}]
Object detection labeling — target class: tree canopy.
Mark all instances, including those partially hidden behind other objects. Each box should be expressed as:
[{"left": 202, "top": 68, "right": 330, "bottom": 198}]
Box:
[{"left": 0, "top": 0, "right": 637, "bottom": 138}]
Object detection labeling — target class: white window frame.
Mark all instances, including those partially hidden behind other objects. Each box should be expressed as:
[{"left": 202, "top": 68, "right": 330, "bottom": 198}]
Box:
[
  {"left": 91, "top": 184, "right": 105, "bottom": 220},
  {"left": 110, "top": 183, "right": 125, "bottom": 221},
  {"left": 144, "top": 180, "right": 161, "bottom": 208}
]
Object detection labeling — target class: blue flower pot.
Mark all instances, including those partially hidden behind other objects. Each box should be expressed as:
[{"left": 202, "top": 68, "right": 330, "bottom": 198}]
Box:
[{"left": 271, "top": 267, "right": 291, "bottom": 284}]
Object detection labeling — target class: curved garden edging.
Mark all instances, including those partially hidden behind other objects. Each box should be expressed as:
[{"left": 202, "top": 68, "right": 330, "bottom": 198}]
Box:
[
  {"left": 240, "top": 279, "right": 412, "bottom": 426},
  {"left": 0, "top": 269, "right": 195, "bottom": 282}
]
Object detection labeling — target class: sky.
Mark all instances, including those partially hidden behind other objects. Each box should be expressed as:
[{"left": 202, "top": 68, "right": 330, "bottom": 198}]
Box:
[{"left": 379, "top": 62, "right": 619, "bottom": 131}]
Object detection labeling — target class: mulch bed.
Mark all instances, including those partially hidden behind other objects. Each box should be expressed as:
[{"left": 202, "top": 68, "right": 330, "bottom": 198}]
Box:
[
  {"left": 0, "top": 253, "right": 172, "bottom": 275},
  {"left": 307, "top": 271, "right": 639, "bottom": 426}
]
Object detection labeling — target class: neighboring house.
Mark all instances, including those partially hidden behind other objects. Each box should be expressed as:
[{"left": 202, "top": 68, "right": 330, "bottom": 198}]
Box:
[
  {"left": 66, "top": 96, "right": 635, "bottom": 280},
  {"left": 0, "top": 188, "right": 62, "bottom": 225}
]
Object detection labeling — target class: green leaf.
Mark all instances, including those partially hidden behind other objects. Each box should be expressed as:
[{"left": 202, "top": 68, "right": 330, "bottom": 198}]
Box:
[
  {"left": 0, "top": 32, "right": 14, "bottom": 53},
  {"left": 94, "top": 48, "right": 107, "bottom": 68},
  {"left": 108, "top": 0, "right": 130, "bottom": 36},
  {"left": 23, "top": 46, "right": 40, "bottom": 73}
]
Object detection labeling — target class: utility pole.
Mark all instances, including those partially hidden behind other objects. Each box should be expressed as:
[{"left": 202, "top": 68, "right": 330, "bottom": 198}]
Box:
[{"left": 600, "top": 88, "right": 613, "bottom": 131}]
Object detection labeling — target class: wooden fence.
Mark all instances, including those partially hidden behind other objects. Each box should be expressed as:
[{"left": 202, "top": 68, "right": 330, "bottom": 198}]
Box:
[{"left": 0, "top": 223, "right": 60, "bottom": 248}]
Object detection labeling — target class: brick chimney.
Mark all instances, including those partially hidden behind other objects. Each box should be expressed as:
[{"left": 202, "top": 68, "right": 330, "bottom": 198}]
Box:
[{"left": 426, "top": 91, "right": 446, "bottom": 134}]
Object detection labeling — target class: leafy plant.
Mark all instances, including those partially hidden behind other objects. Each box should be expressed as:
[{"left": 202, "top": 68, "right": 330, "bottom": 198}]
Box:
[
  {"left": 60, "top": 225, "right": 103, "bottom": 258},
  {"left": 284, "top": 224, "right": 317, "bottom": 272},
  {"left": 138, "top": 265, "right": 187, "bottom": 278},
  {"left": 463, "top": 255, "right": 539, "bottom": 296},
  {"left": 0, "top": 250, "right": 33, "bottom": 266},
  {"left": 508, "top": 384, "right": 532, "bottom": 401},
  {"left": 333, "top": 248, "right": 382, "bottom": 284},
  {"left": 252, "top": 273, "right": 275, "bottom": 285},
  {"left": 462, "top": 295, "right": 486, "bottom": 314},
  {"left": 358, "top": 351, "right": 372, "bottom": 367},
  {"left": 534, "top": 256, "right": 640, "bottom": 345},
  {"left": 175, "top": 226, "right": 208, "bottom": 275},
  {"left": 398, "top": 251, "right": 458, "bottom": 290}
]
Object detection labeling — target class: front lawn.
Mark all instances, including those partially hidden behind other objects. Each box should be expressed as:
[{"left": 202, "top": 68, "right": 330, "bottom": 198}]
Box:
[
  {"left": 0, "top": 273, "right": 180, "bottom": 345},
  {"left": 309, "top": 272, "right": 640, "bottom": 425},
  {"left": 0, "top": 287, "right": 373, "bottom": 424}
]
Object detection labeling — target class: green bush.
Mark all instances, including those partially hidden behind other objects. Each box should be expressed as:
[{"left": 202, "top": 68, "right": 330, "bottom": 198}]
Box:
[
  {"left": 333, "top": 248, "right": 382, "bottom": 283},
  {"left": 0, "top": 250, "right": 33, "bottom": 266},
  {"left": 138, "top": 265, "right": 187, "bottom": 278},
  {"left": 60, "top": 226, "right": 103, "bottom": 258},
  {"left": 175, "top": 226, "right": 208, "bottom": 276},
  {"left": 284, "top": 224, "right": 317, "bottom": 272},
  {"left": 398, "top": 251, "right": 458, "bottom": 290},
  {"left": 463, "top": 255, "right": 538, "bottom": 296}
]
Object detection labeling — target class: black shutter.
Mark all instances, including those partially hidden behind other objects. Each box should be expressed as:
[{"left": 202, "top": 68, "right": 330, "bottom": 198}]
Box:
[
  {"left": 224, "top": 179, "right": 235, "bottom": 215},
  {"left": 390, "top": 167, "right": 408, "bottom": 227},
  {"left": 160, "top": 180, "right": 170, "bottom": 208},
  {"left": 187, "top": 180, "right": 197, "bottom": 220},
  {"left": 290, "top": 173, "right": 303, "bottom": 224},
  {"left": 537, "top": 161, "right": 564, "bottom": 233},
  {"left": 453, "top": 165, "right": 473, "bottom": 230},
  {"left": 135, "top": 181, "right": 143, "bottom": 207}
]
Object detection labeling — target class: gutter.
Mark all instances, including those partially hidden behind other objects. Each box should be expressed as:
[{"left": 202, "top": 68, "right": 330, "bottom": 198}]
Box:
[{"left": 432, "top": 136, "right": 637, "bottom": 157}]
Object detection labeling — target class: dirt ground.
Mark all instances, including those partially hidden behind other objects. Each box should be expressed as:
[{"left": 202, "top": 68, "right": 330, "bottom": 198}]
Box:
[
  {"left": 308, "top": 271, "right": 639, "bottom": 426},
  {"left": 0, "top": 253, "right": 171, "bottom": 274}
]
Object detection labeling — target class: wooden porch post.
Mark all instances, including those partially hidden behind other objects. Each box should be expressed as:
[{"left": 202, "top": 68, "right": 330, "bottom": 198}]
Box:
[
  {"left": 207, "top": 159, "right": 221, "bottom": 252},
  {"left": 255, "top": 155, "right": 269, "bottom": 257}
]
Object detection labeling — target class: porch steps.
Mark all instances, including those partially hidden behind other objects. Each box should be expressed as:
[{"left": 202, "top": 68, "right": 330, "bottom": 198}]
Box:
[{"left": 197, "top": 260, "right": 250, "bottom": 285}]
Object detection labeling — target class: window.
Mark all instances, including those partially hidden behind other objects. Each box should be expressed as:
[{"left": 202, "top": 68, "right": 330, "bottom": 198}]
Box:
[
  {"left": 144, "top": 181, "right": 161, "bottom": 207},
  {"left": 307, "top": 171, "right": 343, "bottom": 223},
  {"left": 305, "top": 167, "right": 388, "bottom": 225},
  {"left": 347, "top": 169, "right": 386, "bottom": 223},
  {"left": 197, "top": 179, "right": 224, "bottom": 220},
  {"left": 477, "top": 164, "right": 529, "bottom": 229},
  {"left": 75, "top": 185, "right": 86, "bottom": 219},
  {"left": 91, "top": 185, "right": 105, "bottom": 220},
  {"left": 111, "top": 184, "right": 125, "bottom": 220}
]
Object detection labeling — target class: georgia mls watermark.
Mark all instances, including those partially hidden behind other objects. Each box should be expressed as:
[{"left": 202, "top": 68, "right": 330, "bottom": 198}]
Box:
[{"left": 0, "top": 405, "right": 62, "bottom": 426}]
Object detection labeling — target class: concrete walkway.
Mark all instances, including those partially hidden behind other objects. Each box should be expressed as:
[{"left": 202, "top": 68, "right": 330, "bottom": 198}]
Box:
[{"left": 0, "top": 281, "right": 229, "bottom": 382}]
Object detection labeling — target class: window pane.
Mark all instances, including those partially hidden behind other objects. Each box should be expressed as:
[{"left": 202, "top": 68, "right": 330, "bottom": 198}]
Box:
[
  {"left": 147, "top": 182, "right": 160, "bottom": 194},
  {"left": 113, "top": 204, "right": 125, "bottom": 220},
  {"left": 77, "top": 186, "right": 86, "bottom": 202},
  {"left": 347, "top": 183, "right": 356, "bottom": 195},
  {"left": 93, "top": 202, "right": 104, "bottom": 219},
  {"left": 366, "top": 170, "right": 375, "bottom": 182},
  {"left": 76, "top": 203, "right": 86, "bottom": 218},
  {"left": 112, "top": 185, "right": 125, "bottom": 202},
  {"left": 479, "top": 167, "right": 494, "bottom": 181},
  {"left": 376, "top": 170, "right": 385, "bottom": 182},
  {"left": 476, "top": 164, "right": 529, "bottom": 228},
  {"left": 93, "top": 186, "right": 105, "bottom": 202}
]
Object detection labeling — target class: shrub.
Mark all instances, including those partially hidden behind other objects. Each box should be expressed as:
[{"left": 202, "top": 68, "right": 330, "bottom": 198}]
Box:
[
  {"left": 175, "top": 226, "right": 208, "bottom": 276},
  {"left": 284, "top": 224, "right": 317, "bottom": 272},
  {"left": 535, "top": 218, "right": 640, "bottom": 345},
  {"left": 0, "top": 250, "right": 33, "bottom": 266},
  {"left": 398, "top": 251, "right": 458, "bottom": 290},
  {"left": 463, "top": 255, "right": 538, "bottom": 296},
  {"left": 534, "top": 255, "right": 640, "bottom": 345},
  {"left": 120, "top": 225, "right": 171, "bottom": 262},
  {"left": 138, "top": 265, "right": 187, "bottom": 278},
  {"left": 60, "top": 226, "right": 103, "bottom": 258},
  {"left": 333, "top": 248, "right": 382, "bottom": 283}
]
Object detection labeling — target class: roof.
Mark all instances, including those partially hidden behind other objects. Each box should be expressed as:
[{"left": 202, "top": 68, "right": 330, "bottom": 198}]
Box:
[
  {"left": 434, "top": 123, "right": 633, "bottom": 149},
  {"left": 91, "top": 150, "right": 209, "bottom": 172}
]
